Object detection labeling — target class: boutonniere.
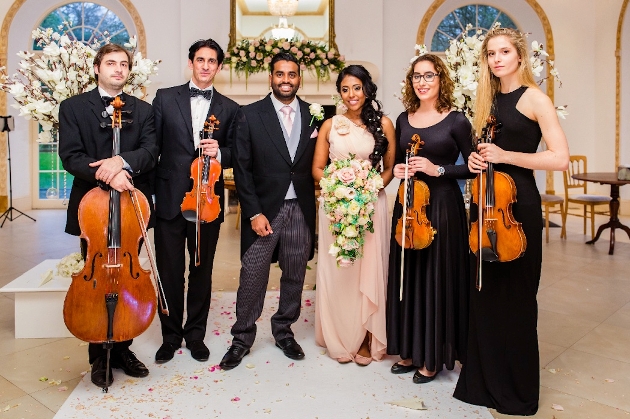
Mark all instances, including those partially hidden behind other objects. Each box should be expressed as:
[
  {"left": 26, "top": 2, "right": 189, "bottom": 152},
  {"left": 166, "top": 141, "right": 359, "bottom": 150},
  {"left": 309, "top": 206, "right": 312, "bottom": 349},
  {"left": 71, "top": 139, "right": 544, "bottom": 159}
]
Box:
[{"left": 309, "top": 103, "right": 324, "bottom": 126}]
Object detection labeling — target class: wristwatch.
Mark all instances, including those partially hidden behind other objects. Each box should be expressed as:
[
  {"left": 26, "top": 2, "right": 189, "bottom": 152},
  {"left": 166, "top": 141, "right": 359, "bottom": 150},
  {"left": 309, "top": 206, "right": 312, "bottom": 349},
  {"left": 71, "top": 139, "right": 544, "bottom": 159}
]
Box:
[{"left": 437, "top": 166, "right": 445, "bottom": 176}]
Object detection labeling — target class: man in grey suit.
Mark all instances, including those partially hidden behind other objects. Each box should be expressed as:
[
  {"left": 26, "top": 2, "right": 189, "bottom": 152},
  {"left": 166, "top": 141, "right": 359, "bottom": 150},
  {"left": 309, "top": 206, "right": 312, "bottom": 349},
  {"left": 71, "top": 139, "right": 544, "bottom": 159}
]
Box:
[
  {"left": 152, "top": 39, "right": 241, "bottom": 364},
  {"left": 220, "top": 52, "right": 319, "bottom": 370}
]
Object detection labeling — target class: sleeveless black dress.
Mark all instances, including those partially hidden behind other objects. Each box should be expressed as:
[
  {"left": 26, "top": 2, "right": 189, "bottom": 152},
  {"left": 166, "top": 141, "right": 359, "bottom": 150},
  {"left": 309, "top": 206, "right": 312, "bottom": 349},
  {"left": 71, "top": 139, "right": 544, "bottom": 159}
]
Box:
[
  {"left": 454, "top": 87, "right": 543, "bottom": 415},
  {"left": 386, "top": 111, "right": 474, "bottom": 372}
]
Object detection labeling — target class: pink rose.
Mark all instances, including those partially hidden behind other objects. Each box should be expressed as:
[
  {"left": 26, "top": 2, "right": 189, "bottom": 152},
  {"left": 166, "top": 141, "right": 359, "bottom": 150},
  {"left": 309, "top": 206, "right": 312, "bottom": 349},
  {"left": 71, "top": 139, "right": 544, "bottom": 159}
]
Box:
[
  {"left": 282, "top": 42, "right": 290, "bottom": 50},
  {"left": 249, "top": 51, "right": 255, "bottom": 58},
  {"left": 290, "top": 46, "right": 298, "bottom": 54},
  {"left": 336, "top": 167, "right": 356, "bottom": 185},
  {"left": 296, "top": 51, "right": 303, "bottom": 58}
]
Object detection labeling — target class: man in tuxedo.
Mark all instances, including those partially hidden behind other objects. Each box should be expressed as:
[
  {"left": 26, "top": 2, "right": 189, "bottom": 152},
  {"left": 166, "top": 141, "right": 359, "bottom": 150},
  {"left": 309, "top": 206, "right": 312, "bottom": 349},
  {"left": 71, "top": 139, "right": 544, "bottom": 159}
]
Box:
[
  {"left": 220, "top": 52, "right": 318, "bottom": 370},
  {"left": 152, "top": 39, "right": 241, "bottom": 364},
  {"left": 59, "top": 43, "right": 158, "bottom": 388}
]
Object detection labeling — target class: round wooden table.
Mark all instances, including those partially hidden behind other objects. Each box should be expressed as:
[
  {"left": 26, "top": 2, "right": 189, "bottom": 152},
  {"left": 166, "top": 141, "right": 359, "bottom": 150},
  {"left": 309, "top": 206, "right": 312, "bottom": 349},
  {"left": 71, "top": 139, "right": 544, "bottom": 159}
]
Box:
[{"left": 571, "top": 172, "right": 630, "bottom": 254}]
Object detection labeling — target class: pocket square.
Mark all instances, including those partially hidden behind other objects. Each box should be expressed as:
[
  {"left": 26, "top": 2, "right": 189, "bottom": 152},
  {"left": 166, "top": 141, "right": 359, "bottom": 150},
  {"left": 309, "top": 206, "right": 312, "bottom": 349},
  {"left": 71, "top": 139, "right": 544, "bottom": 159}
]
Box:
[{"left": 310, "top": 128, "right": 319, "bottom": 139}]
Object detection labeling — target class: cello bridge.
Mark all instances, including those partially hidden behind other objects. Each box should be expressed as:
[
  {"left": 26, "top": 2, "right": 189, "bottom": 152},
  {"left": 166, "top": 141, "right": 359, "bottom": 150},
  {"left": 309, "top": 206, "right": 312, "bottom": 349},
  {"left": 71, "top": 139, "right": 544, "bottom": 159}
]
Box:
[{"left": 103, "top": 263, "right": 122, "bottom": 268}]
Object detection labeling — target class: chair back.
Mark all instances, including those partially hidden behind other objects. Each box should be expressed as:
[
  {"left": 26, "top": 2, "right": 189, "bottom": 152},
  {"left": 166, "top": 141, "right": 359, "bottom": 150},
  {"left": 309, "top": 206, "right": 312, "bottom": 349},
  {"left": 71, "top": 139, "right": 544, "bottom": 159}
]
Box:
[{"left": 563, "top": 155, "right": 588, "bottom": 199}]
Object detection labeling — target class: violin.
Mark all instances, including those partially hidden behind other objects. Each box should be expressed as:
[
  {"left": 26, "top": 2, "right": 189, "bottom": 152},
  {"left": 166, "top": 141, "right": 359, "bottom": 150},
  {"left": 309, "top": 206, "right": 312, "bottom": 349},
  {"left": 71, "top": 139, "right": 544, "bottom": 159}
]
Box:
[
  {"left": 63, "top": 96, "right": 159, "bottom": 392},
  {"left": 395, "top": 134, "right": 437, "bottom": 250},
  {"left": 468, "top": 115, "right": 526, "bottom": 290},
  {"left": 395, "top": 133, "right": 437, "bottom": 300},
  {"left": 180, "top": 115, "right": 222, "bottom": 266}
]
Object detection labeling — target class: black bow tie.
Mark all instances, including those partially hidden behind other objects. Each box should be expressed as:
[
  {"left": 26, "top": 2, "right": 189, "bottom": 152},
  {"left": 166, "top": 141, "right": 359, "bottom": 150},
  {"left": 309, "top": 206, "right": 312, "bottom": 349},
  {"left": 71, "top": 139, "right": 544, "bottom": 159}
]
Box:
[
  {"left": 189, "top": 87, "right": 213, "bottom": 101},
  {"left": 101, "top": 95, "right": 120, "bottom": 107}
]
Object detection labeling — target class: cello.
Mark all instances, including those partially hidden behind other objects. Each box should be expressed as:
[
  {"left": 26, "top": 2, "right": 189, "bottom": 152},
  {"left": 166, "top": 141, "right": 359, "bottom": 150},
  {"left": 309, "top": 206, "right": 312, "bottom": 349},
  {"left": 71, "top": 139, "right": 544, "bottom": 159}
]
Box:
[
  {"left": 63, "top": 96, "right": 161, "bottom": 392},
  {"left": 180, "top": 115, "right": 222, "bottom": 266},
  {"left": 468, "top": 115, "right": 527, "bottom": 290},
  {"left": 395, "top": 133, "right": 437, "bottom": 299}
]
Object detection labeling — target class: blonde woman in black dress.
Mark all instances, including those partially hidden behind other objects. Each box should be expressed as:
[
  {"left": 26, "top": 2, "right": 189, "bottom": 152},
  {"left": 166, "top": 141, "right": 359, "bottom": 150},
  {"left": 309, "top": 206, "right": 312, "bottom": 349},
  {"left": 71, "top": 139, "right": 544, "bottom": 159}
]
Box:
[{"left": 454, "top": 27, "right": 569, "bottom": 415}]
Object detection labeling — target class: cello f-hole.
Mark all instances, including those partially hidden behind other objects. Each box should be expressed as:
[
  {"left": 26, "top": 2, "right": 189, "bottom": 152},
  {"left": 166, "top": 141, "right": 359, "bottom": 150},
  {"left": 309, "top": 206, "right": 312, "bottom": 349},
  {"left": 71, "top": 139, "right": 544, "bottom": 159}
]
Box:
[
  {"left": 123, "top": 251, "right": 140, "bottom": 279},
  {"left": 83, "top": 252, "right": 103, "bottom": 282}
]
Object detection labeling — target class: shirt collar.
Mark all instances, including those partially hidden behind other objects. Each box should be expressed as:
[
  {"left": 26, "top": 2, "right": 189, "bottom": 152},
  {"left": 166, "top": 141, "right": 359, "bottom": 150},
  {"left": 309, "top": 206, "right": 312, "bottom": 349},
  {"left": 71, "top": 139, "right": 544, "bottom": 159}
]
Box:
[
  {"left": 270, "top": 94, "right": 298, "bottom": 114},
  {"left": 189, "top": 80, "right": 214, "bottom": 92},
  {"left": 98, "top": 87, "right": 123, "bottom": 98}
]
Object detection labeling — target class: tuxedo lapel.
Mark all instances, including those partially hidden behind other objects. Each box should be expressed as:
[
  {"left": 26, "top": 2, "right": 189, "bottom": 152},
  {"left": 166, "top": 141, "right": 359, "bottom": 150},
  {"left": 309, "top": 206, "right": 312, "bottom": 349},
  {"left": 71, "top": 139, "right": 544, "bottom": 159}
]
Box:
[
  {"left": 88, "top": 88, "right": 105, "bottom": 125},
  {"left": 175, "top": 84, "right": 194, "bottom": 144},
  {"left": 260, "top": 96, "right": 292, "bottom": 165},
  {"left": 293, "top": 98, "right": 313, "bottom": 165}
]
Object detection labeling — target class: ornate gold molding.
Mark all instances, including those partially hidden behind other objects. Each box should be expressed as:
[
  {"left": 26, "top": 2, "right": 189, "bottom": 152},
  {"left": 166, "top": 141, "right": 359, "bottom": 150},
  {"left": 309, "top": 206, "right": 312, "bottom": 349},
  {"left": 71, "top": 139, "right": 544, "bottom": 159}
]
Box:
[
  {"left": 229, "top": 0, "right": 338, "bottom": 51},
  {"left": 0, "top": 0, "right": 147, "bottom": 211},
  {"left": 616, "top": 0, "right": 629, "bottom": 169},
  {"left": 417, "top": 0, "right": 556, "bottom": 193}
]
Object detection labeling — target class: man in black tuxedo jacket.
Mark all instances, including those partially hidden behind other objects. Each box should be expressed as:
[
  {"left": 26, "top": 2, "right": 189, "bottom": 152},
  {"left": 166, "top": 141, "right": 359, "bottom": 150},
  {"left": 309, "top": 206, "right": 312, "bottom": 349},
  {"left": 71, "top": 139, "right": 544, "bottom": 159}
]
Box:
[
  {"left": 152, "top": 39, "right": 241, "bottom": 364},
  {"left": 59, "top": 43, "right": 158, "bottom": 389},
  {"left": 220, "top": 52, "right": 319, "bottom": 370}
]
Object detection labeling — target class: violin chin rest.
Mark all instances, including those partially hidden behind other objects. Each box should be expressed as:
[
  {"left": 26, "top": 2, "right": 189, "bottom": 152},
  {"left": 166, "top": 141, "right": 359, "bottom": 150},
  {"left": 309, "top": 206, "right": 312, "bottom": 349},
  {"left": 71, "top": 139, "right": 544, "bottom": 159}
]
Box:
[{"left": 476, "top": 247, "right": 499, "bottom": 262}]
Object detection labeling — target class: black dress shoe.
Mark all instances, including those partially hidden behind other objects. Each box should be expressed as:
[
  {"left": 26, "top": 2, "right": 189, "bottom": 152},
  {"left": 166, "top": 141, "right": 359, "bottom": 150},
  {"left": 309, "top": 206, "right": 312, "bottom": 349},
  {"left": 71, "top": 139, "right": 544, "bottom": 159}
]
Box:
[
  {"left": 390, "top": 362, "right": 418, "bottom": 374},
  {"left": 90, "top": 355, "right": 113, "bottom": 389},
  {"left": 188, "top": 340, "right": 210, "bottom": 362},
  {"left": 413, "top": 369, "right": 438, "bottom": 384},
  {"left": 111, "top": 350, "right": 149, "bottom": 378},
  {"left": 219, "top": 345, "right": 250, "bottom": 370},
  {"left": 275, "top": 337, "right": 305, "bottom": 360},
  {"left": 155, "top": 342, "right": 180, "bottom": 364}
]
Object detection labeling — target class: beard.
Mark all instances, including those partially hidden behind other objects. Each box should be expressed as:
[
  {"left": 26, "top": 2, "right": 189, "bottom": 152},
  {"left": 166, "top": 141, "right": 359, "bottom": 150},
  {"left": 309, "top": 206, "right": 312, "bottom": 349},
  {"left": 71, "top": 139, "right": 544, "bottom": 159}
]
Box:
[{"left": 271, "top": 82, "right": 299, "bottom": 101}]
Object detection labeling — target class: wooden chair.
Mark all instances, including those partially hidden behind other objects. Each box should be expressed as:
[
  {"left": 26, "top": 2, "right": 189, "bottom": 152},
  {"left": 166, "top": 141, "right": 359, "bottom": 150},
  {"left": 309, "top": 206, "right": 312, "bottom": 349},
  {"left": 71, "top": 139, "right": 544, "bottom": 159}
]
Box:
[
  {"left": 562, "top": 155, "right": 610, "bottom": 239},
  {"left": 540, "top": 194, "right": 565, "bottom": 243}
]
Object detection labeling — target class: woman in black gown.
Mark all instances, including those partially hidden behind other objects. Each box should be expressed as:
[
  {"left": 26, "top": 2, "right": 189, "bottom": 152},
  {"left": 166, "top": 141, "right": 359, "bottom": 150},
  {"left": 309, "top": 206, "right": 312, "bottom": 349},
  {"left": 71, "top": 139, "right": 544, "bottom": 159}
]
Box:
[
  {"left": 453, "top": 27, "right": 569, "bottom": 415},
  {"left": 386, "top": 54, "right": 474, "bottom": 384}
]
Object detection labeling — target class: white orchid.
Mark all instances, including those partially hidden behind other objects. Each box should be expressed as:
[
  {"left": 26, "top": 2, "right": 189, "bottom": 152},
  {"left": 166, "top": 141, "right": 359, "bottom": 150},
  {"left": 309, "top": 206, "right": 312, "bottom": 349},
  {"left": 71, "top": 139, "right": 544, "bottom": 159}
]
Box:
[{"left": 0, "top": 25, "right": 160, "bottom": 142}]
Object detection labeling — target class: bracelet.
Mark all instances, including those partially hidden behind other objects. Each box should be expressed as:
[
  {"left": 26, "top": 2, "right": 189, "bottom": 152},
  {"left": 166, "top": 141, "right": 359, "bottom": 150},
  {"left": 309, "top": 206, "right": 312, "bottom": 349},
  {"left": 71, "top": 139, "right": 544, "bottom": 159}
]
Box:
[{"left": 250, "top": 213, "right": 262, "bottom": 221}]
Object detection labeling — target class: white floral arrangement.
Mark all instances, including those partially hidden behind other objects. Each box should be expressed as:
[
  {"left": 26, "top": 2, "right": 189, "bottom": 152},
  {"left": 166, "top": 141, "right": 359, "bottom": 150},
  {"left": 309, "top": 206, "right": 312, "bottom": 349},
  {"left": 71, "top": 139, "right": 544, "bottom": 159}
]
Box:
[
  {"left": 0, "top": 26, "right": 161, "bottom": 143},
  {"left": 319, "top": 150, "right": 383, "bottom": 268},
  {"left": 56, "top": 252, "right": 84, "bottom": 278},
  {"left": 225, "top": 38, "right": 345, "bottom": 83},
  {"left": 403, "top": 23, "right": 567, "bottom": 121},
  {"left": 309, "top": 102, "right": 324, "bottom": 126}
]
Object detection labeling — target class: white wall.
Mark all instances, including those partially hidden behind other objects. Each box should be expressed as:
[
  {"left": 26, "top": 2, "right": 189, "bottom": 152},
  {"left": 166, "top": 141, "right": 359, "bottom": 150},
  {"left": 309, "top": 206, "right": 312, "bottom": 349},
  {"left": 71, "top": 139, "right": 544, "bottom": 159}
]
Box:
[{"left": 0, "top": 0, "right": 627, "bottom": 212}]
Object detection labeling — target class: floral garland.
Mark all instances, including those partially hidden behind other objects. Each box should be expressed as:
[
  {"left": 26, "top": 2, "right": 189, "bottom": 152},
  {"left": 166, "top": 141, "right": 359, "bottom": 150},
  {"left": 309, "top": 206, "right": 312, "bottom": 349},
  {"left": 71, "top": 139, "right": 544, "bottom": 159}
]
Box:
[
  {"left": 404, "top": 23, "right": 567, "bottom": 122},
  {"left": 319, "top": 132, "right": 383, "bottom": 268},
  {"left": 225, "top": 38, "right": 345, "bottom": 82},
  {"left": 0, "top": 26, "right": 161, "bottom": 143}
]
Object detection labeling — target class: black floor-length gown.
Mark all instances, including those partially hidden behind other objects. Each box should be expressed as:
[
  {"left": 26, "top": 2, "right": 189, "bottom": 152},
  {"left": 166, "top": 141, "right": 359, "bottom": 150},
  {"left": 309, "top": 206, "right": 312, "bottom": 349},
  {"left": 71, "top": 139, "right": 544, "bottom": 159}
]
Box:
[
  {"left": 454, "top": 86, "right": 543, "bottom": 415},
  {"left": 386, "top": 110, "right": 474, "bottom": 373}
]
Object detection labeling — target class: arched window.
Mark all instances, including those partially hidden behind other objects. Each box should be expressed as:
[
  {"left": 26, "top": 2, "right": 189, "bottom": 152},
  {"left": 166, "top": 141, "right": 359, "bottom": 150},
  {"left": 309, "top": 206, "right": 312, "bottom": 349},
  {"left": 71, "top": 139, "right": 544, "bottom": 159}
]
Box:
[
  {"left": 34, "top": 2, "right": 130, "bottom": 204},
  {"left": 35, "top": 2, "right": 129, "bottom": 49},
  {"left": 430, "top": 4, "right": 518, "bottom": 51}
]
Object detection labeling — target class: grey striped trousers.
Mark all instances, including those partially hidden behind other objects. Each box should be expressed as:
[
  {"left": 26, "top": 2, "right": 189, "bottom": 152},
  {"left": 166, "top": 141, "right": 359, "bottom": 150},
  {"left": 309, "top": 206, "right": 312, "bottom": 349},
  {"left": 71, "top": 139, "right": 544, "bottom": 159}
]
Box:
[{"left": 230, "top": 199, "right": 311, "bottom": 348}]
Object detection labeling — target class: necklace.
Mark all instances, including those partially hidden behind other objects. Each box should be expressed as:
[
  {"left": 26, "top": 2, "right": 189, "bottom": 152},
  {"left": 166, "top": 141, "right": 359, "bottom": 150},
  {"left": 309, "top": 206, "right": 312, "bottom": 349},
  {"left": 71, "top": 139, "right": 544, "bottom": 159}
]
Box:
[{"left": 347, "top": 117, "right": 364, "bottom": 128}]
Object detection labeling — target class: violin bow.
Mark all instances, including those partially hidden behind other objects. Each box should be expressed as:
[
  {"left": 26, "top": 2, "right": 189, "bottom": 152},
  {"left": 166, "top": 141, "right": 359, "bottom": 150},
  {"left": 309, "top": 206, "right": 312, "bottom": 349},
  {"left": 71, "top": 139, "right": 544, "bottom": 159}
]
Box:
[{"left": 129, "top": 189, "right": 170, "bottom": 315}]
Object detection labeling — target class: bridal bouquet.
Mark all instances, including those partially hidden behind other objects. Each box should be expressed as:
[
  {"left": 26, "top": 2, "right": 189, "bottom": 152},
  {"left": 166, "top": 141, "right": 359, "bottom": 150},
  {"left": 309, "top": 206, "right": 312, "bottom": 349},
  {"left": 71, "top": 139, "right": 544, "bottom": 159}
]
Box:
[
  {"left": 0, "top": 26, "right": 161, "bottom": 143},
  {"left": 319, "top": 154, "right": 383, "bottom": 268}
]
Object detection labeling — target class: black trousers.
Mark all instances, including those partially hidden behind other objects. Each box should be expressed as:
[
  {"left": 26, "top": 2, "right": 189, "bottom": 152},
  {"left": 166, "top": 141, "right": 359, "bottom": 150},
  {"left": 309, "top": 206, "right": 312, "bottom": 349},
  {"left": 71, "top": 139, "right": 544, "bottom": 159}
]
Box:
[{"left": 154, "top": 213, "right": 221, "bottom": 346}]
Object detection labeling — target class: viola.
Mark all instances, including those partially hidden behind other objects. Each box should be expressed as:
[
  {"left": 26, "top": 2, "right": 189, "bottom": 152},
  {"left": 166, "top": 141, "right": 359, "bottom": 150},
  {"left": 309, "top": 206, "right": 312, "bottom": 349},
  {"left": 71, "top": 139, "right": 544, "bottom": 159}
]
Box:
[
  {"left": 468, "top": 115, "right": 527, "bottom": 290},
  {"left": 395, "top": 133, "right": 437, "bottom": 301},
  {"left": 395, "top": 134, "right": 437, "bottom": 250},
  {"left": 180, "top": 115, "right": 222, "bottom": 266},
  {"left": 63, "top": 96, "right": 158, "bottom": 392}
]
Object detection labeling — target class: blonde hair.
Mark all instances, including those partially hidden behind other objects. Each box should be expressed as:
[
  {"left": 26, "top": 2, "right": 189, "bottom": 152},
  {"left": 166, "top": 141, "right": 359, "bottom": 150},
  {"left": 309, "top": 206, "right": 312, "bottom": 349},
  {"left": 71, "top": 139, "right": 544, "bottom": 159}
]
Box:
[
  {"left": 402, "top": 54, "right": 454, "bottom": 114},
  {"left": 473, "top": 27, "right": 538, "bottom": 136}
]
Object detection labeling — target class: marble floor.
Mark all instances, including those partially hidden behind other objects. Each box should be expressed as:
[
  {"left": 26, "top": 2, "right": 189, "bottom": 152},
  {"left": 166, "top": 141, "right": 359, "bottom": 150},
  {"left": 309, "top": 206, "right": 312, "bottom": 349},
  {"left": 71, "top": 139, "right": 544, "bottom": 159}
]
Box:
[{"left": 0, "top": 207, "right": 628, "bottom": 418}]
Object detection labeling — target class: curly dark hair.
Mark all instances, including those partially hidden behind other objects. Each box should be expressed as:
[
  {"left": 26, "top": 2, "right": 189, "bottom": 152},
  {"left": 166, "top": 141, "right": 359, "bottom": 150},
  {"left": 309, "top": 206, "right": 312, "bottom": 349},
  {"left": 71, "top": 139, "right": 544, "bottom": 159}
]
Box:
[
  {"left": 402, "top": 54, "right": 454, "bottom": 113},
  {"left": 336, "top": 65, "right": 388, "bottom": 169}
]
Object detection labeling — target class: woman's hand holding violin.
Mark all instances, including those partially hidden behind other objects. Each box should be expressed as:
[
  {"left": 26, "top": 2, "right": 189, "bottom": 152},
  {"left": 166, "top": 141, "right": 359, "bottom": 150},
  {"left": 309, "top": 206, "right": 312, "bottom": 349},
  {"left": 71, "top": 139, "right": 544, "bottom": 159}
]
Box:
[
  {"left": 393, "top": 163, "right": 415, "bottom": 179},
  {"left": 468, "top": 143, "right": 510, "bottom": 173}
]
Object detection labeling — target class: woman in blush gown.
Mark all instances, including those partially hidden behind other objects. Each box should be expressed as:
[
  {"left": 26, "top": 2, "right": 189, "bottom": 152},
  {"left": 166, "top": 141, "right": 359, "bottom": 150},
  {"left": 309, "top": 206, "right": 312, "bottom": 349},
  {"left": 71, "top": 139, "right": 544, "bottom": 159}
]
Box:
[
  {"left": 454, "top": 27, "right": 569, "bottom": 415},
  {"left": 312, "top": 65, "right": 396, "bottom": 365},
  {"left": 386, "top": 53, "right": 475, "bottom": 385}
]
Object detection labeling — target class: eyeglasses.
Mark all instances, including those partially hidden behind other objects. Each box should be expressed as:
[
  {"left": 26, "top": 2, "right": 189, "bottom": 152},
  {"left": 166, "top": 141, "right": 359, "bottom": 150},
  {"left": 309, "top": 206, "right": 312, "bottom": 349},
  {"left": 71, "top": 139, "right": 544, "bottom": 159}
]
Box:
[{"left": 411, "top": 72, "right": 438, "bottom": 83}]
